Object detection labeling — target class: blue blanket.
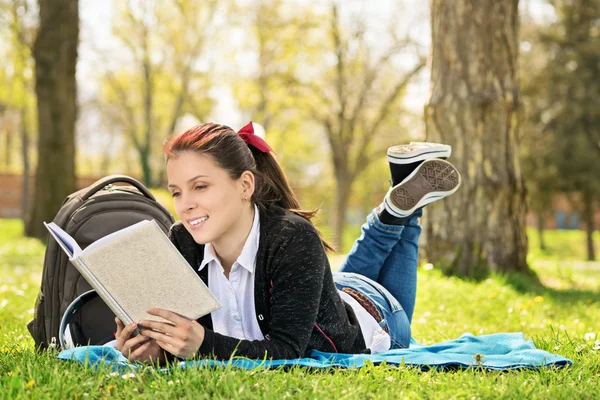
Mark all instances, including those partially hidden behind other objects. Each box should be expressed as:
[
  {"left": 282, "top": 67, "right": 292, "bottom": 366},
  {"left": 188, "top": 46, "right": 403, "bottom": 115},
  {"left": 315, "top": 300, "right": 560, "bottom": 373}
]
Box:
[{"left": 58, "top": 332, "right": 571, "bottom": 372}]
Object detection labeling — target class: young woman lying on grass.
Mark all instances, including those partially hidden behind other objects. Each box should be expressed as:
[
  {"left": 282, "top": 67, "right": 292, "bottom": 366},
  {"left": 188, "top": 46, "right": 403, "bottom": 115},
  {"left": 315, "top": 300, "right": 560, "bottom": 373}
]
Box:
[{"left": 114, "top": 122, "right": 461, "bottom": 363}]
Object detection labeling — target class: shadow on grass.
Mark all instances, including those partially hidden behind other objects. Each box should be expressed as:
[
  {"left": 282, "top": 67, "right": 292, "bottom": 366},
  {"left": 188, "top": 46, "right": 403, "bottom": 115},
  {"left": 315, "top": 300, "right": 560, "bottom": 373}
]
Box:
[
  {"left": 499, "top": 272, "right": 599, "bottom": 307},
  {"left": 438, "top": 265, "right": 599, "bottom": 307}
]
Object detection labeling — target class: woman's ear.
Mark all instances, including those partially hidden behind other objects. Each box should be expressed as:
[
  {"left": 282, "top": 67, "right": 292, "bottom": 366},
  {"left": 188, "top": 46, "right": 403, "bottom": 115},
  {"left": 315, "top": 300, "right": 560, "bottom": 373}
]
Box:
[{"left": 239, "top": 170, "right": 255, "bottom": 200}]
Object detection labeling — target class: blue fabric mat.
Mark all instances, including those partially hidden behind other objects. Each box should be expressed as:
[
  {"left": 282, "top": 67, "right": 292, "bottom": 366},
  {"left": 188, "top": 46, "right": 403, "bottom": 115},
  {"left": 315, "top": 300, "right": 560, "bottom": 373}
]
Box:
[{"left": 57, "top": 332, "right": 571, "bottom": 372}]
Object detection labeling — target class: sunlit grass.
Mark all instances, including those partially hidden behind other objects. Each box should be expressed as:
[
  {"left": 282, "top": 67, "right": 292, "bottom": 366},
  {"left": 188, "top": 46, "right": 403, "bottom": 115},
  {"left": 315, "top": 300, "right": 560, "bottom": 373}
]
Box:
[
  {"left": 527, "top": 227, "right": 600, "bottom": 262},
  {"left": 1, "top": 218, "right": 599, "bottom": 399}
]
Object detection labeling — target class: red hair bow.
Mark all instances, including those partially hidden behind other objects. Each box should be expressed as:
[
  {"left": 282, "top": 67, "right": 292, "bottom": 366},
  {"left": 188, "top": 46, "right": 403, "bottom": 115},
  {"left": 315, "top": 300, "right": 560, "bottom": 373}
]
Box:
[{"left": 237, "top": 122, "right": 273, "bottom": 153}]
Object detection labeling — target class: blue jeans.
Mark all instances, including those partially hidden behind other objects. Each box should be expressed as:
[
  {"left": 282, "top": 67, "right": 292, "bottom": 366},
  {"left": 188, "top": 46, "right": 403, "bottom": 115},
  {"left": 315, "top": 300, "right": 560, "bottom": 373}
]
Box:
[{"left": 334, "top": 208, "right": 422, "bottom": 349}]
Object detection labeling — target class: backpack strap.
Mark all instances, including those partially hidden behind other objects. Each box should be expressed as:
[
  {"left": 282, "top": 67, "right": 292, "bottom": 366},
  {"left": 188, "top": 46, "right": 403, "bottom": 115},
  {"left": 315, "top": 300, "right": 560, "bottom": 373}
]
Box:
[{"left": 81, "top": 175, "right": 156, "bottom": 201}]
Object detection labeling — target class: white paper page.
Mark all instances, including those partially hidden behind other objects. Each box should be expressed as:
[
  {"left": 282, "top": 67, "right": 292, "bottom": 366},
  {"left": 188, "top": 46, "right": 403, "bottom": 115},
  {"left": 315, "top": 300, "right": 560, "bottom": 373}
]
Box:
[
  {"left": 44, "top": 222, "right": 82, "bottom": 259},
  {"left": 82, "top": 219, "right": 151, "bottom": 255}
]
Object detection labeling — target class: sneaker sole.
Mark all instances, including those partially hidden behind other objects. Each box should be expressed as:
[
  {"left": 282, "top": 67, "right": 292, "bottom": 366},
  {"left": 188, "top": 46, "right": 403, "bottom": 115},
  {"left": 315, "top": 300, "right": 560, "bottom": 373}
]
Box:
[
  {"left": 387, "top": 144, "right": 452, "bottom": 164},
  {"left": 385, "top": 159, "right": 461, "bottom": 217}
]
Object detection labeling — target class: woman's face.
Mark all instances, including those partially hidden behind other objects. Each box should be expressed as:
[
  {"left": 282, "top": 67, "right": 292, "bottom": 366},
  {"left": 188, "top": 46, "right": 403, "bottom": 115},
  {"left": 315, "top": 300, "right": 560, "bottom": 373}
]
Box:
[{"left": 167, "top": 151, "right": 251, "bottom": 245}]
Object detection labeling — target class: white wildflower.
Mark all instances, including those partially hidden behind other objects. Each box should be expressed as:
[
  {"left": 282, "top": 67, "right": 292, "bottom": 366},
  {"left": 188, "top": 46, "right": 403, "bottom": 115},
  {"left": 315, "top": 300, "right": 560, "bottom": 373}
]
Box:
[
  {"left": 584, "top": 332, "right": 595, "bottom": 341},
  {"left": 575, "top": 344, "right": 587, "bottom": 353}
]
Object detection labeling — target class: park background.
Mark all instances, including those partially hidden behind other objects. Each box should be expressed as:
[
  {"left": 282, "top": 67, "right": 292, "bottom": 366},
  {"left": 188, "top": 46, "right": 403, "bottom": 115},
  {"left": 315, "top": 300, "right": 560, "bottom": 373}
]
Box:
[{"left": 1, "top": 0, "right": 599, "bottom": 398}]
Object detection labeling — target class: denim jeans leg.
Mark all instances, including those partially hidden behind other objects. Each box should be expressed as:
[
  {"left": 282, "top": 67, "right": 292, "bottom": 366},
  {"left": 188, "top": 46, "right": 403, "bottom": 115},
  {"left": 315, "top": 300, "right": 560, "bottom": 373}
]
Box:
[
  {"left": 338, "top": 209, "right": 405, "bottom": 281},
  {"left": 376, "top": 208, "right": 422, "bottom": 323}
]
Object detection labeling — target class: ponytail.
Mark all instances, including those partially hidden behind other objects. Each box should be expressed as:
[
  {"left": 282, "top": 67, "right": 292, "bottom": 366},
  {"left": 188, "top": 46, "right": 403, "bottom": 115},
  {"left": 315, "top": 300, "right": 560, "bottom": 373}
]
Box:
[{"left": 249, "top": 146, "right": 335, "bottom": 253}]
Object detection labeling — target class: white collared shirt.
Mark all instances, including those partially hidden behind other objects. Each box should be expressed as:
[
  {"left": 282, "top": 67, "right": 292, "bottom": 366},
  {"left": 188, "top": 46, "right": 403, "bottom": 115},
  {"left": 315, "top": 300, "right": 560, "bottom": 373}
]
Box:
[{"left": 198, "top": 204, "right": 264, "bottom": 341}]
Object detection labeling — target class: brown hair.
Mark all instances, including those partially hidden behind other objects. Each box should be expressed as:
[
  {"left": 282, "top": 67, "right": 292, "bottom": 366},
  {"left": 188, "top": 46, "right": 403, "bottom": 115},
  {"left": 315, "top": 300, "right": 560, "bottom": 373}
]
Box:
[{"left": 163, "top": 123, "right": 334, "bottom": 252}]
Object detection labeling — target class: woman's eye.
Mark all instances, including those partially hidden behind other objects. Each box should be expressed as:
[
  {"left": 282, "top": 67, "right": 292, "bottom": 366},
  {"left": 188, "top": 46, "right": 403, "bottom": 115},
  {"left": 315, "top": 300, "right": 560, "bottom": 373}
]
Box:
[
  {"left": 194, "top": 185, "right": 207, "bottom": 191},
  {"left": 171, "top": 192, "right": 181, "bottom": 198}
]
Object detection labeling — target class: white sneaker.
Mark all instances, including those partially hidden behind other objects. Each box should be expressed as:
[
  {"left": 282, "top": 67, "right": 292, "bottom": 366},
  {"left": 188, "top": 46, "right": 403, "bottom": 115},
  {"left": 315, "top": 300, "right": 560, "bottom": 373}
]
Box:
[
  {"left": 387, "top": 142, "right": 452, "bottom": 165},
  {"left": 384, "top": 159, "right": 461, "bottom": 218}
]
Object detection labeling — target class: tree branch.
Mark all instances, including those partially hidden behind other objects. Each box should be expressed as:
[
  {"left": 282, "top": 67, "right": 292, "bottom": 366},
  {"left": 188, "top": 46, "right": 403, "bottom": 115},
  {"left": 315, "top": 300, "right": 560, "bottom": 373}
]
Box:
[{"left": 352, "top": 60, "right": 426, "bottom": 176}]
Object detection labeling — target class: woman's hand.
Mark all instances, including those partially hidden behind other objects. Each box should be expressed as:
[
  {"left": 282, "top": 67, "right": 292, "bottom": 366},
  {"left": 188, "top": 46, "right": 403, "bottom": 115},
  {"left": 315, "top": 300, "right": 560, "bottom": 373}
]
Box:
[
  {"left": 138, "top": 308, "right": 205, "bottom": 359},
  {"left": 114, "top": 318, "right": 166, "bottom": 364}
]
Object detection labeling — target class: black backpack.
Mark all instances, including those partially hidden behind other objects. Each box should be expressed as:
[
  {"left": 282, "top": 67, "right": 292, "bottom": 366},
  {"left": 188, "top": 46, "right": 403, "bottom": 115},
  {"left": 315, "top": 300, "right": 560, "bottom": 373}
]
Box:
[{"left": 27, "top": 175, "right": 174, "bottom": 350}]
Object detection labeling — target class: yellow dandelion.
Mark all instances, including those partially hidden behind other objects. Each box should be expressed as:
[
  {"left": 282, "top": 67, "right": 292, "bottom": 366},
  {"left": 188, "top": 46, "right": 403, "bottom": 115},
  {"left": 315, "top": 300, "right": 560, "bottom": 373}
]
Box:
[
  {"left": 534, "top": 296, "right": 544, "bottom": 303},
  {"left": 25, "top": 380, "right": 35, "bottom": 389}
]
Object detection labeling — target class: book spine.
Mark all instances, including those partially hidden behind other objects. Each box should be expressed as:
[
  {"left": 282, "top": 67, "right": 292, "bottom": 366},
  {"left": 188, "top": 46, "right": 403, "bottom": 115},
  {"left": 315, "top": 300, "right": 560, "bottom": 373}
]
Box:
[{"left": 71, "top": 257, "right": 134, "bottom": 326}]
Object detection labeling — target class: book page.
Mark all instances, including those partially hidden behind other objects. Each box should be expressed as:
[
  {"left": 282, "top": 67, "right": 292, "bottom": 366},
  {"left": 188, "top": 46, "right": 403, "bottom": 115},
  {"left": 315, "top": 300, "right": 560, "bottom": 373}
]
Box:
[
  {"left": 79, "top": 220, "right": 221, "bottom": 323},
  {"left": 44, "top": 222, "right": 82, "bottom": 259}
]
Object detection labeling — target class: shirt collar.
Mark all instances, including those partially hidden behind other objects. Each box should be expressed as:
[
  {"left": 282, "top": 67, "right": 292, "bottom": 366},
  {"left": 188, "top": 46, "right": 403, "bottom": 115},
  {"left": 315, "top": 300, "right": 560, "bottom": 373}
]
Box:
[{"left": 198, "top": 204, "right": 260, "bottom": 273}]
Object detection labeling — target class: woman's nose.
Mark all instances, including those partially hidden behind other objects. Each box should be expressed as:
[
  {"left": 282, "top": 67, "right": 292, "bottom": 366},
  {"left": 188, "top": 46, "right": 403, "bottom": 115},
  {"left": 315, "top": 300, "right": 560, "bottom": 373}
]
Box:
[{"left": 181, "top": 193, "right": 197, "bottom": 212}]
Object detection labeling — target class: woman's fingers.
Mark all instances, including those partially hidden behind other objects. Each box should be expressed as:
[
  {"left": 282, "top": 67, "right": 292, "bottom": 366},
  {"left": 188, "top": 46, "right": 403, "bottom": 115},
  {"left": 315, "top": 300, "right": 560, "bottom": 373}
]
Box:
[
  {"left": 128, "top": 339, "right": 153, "bottom": 362},
  {"left": 139, "top": 327, "right": 182, "bottom": 349},
  {"left": 122, "top": 322, "right": 138, "bottom": 337},
  {"left": 125, "top": 333, "right": 150, "bottom": 349},
  {"left": 115, "top": 322, "right": 139, "bottom": 352},
  {"left": 115, "top": 318, "right": 123, "bottom": 336},
  {"left": 146, "top": 308, "right": 188, "bottom": 325},
  {"left": 137, "top": 319, "right": 177, "bottom": 337}
]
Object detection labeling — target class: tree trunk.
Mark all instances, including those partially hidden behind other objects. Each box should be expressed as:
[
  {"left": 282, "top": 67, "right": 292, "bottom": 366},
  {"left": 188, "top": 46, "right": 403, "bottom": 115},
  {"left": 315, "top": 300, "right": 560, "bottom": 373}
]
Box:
[
  {"left": 5, "top": 125, "right": 12, "bottom": 169},
  {"left": 139, "top": 147, "right": 153, "bottom": 188},
  {"left": 424, "top": 0, "right": 529, "bottom": 277},
  {"left": 333, "top": 174, "right": 352, "bottom": 252},
  {"left": 537, "top": 213, "right": 546, "bottom": 251},
  {"left": 26, "top": 0, "right": 78, "bottom": 239},
  {"left": 20, "top": 107, "right": 30, "bottom": 223},
  {"left": 583, "top": 190, "right": 596, "bottom": 262}
]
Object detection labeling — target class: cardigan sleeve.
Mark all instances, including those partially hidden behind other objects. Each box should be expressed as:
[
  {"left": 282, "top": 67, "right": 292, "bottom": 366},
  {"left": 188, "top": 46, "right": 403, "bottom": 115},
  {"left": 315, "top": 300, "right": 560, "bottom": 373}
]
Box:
[{"left": 197, "top": 229, "right": 327, "bottom": 360}]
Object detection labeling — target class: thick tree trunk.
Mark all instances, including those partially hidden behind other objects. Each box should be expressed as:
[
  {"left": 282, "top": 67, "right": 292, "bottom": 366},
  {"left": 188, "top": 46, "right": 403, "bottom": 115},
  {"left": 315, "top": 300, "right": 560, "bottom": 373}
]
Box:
[
  {"left": 26, "top": 0, "right": 78, "bottom": 239},
  {"left": 424, "top": 0, "right": 529, "bottom": 277},
  {"left": 583, "top": 191, "right": 596, "bottom": 262}
]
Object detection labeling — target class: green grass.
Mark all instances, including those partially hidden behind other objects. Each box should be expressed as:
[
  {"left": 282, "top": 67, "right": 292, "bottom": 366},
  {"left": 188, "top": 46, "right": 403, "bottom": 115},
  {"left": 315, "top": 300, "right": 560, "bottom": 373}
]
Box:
[
  {"left": 1, "top": 219, "right": 599, "bottom": 399},
  {"left": 527, "top": 228, "right": 600, "bottom": 262}
]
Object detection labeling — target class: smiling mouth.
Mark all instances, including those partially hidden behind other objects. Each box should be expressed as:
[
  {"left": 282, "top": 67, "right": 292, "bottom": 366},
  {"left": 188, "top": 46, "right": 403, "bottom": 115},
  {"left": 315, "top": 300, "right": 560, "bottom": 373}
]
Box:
[{"left": 189, "top": 216, "right": 209, "bottom": 226}]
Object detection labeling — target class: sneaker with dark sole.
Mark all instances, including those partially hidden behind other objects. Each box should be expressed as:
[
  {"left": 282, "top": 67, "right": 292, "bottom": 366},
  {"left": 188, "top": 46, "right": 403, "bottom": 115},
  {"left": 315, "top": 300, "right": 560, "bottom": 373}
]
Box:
[
  {"left": 384, "top": 159, "right": 461, "bottom": 218},
  {"left": 387, "top": 142, "right": 452, "bottom": 186}
]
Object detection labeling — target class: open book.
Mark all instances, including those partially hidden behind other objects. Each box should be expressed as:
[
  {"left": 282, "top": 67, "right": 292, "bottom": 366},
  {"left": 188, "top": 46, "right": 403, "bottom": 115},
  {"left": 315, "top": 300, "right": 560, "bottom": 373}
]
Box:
[{"left": 45, "top": 220, "right": 221, "bottom": 326}]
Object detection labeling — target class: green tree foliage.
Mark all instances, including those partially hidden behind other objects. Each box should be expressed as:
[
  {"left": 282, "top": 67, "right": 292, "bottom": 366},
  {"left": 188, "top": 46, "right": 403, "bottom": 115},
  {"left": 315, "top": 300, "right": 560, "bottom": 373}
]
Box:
[
  {"left": 521, "top": 0, "right": 600, "bottom": 260},
  {"left": 96, "top": 0, "right": 219, "bottom": 187},
  {"left": 234, "top": 1, "right": 425, "bottom": 250},
  {"left": 231, "top": 0, "right": 335, "bottom": 228},
  {"left": 0, "top": 0, "right": 36, "bottom": 179}
]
